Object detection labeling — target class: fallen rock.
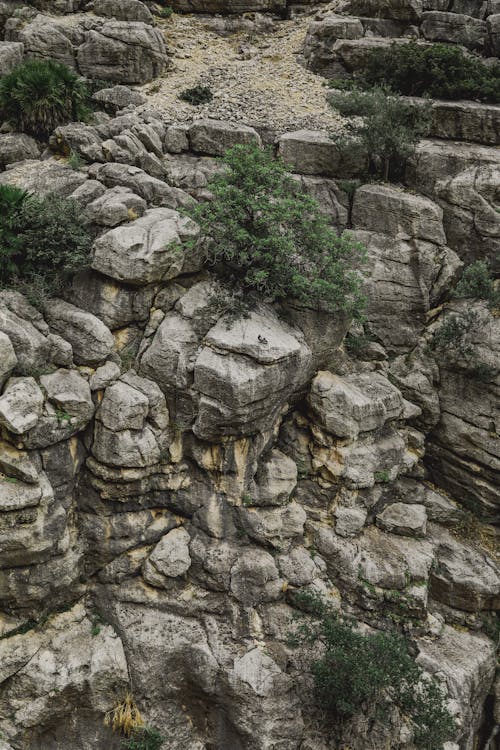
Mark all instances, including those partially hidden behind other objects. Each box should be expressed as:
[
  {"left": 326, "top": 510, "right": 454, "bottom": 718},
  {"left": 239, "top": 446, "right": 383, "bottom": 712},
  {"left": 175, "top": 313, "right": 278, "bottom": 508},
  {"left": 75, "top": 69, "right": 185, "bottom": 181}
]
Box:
[
  {"left": 376, "top": 502, "right": 428, "bottom": 536},
  {"left": 188, "top": 119, "right": 261, "bottom": 156}
]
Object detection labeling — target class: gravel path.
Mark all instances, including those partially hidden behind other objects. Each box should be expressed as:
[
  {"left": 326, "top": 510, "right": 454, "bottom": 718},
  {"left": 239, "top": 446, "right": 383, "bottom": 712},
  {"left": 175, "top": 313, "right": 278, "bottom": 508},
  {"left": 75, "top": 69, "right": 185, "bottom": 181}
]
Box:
[{"left": 139, "top": 4, "right": 345, "bottom": 135}]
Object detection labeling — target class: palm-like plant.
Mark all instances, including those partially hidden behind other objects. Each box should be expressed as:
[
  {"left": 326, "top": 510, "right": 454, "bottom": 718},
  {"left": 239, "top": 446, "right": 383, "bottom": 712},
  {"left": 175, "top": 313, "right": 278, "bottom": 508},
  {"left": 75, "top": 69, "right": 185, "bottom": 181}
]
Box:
[{"left": 0, "top": 59, "right": 90, "bottom": 139}]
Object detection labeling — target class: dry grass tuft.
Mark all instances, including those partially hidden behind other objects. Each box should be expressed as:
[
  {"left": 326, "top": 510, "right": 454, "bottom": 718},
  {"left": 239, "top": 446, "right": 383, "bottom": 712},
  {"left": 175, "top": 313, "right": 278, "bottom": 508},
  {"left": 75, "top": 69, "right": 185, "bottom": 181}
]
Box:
[{"left": 104, "top": 692, "right": 144, "bottom": 737}]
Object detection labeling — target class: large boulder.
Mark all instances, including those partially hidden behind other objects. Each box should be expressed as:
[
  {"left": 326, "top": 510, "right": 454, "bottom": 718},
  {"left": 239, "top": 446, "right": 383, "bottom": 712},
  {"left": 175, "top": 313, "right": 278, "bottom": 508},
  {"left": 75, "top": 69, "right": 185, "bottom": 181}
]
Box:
[
  {"left": 188, "top": 120, "right": 261, "bottom": 157},
  {"left": 0, "top": 159, "right": 87, "bottom": 197},
  {"left": 77, "top": 21, "right": 167, "bottom": 84},
  {"left": 44, "top": 299, "right": 114, "bottom": 366},
  {"left": 0, "top": 42, "right": 23, "bottom": 75},
  {"left": 0, "top": 134, "right": 40, "bottom": 170},
  {"left": 92, "top": 208, "right": 200, "bottom": 285},
  {"left": 421, "top": 10, "right": 486, "bottom": 48},
  {"left": 93, "top": 0, "right": 153, "bottom": 23}
]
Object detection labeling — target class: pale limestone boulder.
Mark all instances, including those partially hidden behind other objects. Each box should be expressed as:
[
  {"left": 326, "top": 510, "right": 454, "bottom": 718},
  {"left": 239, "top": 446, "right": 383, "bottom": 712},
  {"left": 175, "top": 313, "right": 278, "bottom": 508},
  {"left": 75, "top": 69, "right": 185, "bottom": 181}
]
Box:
[
  {"left": 0, "top": 158, "right": 87, "bottom": 197},
  {"left": 421, "top": 10, "right": 486, "bottom": 47},
  {"left": 250, "top": 449, "right": 298, "bottom": 506},
  {"left": 139, "top": 311, "right": 199, "bottom": 394},
  {"left": 230, "top": 548, "right": 283, "bottom": 605},
  {"left": 92, "top": 420, "right": 161, "bottom": 467},
  {"left": 0, "top": 442, "right": 38, "bottom": 484},
  {"left": 77, "top": 21, "right": 167, "bottom": 84},
  {"left": 308, "top": 371, "right": 404, "bottom": 439},
  {"left": 276, "top": 546, "right": 317, "bottom": 586},
  {"left": 89, "top": 162, "right": 191, "bottom": 208},
  {"left": 40, "top": 369, "right": 94, "bottom": 424},
  {"left": 238, "top": 502, "right": 307, "bottom": 550},
  {"left": 71, "top": 271, "right": 155, "bottom": 330},
  {"left": 352, "top": 183, "right": 447, "bottom": 245},
  {"left": 0, "top": 41, "right": 23, "bottom": 75},
  {"left": 376, "top": 502, "right": 428, "bottom": 537},
  {"left": 50, "top": 122, "right": 105, "bottom": 163},
  {"left": 0, "top": 478, "right": 42, "bottom": 512},
  {"left": 416, "top": 626, "right": 496, "bottom": 748},
  {"left": 188, "top": 119, "right": 261, "bottom": 156},
  {"left": 92, "top": 84, "right": 147, "bottom": 114},
  {"left": 0, "top": 603, "right": 129, "bottom": 748},
  {"left": 487, "top": 12, "right": 500, "bottom": 53},
  {"left": 429, "top": 527, "right": 500, "bottom": 612},
  {"left": 278, "top": 129, "right": 361, "bottom": 177},
  {"left": 193, "top": 307, "right": 313, "bottom": 440},
  {"left": 334, "top": 506, "right": 367, "bottom": 536},
  {"left": 0, "top": 304, "right": 50, "bottom": 372},
  {"left": 0, "top": 377, "right": 43, "bottom": 435},
  {"left": 17, "top": 14, "right": 80, "bottom": 69},
  {"left": 84, "top": 186, "right": 147, "bottom": 226},
  {"left": 97, "top": 380, "right": 149, "bottom": 431},
  {"left": 0, "top": 332, "right": 17, "bottom": 388},
  {"left": 302, "top": 15, "right": 364, "bottom": 75},
  {"left": 92, "top": 208, "right": 200, "bottom": 285},
  {"left": 45, "top": 300, "right": 114, "bottom": 366},
  {"left": 435, "top": 163, "right": 500, "bottom": 270},
  {"left": 93, "top": 0, "right": 153, "bottom": 23},
  {"left": 0, "top": 133, "right": 40, "bottom": 169},
  {"left": 143, "top": 527, "right": 191, "bottom": 585}
]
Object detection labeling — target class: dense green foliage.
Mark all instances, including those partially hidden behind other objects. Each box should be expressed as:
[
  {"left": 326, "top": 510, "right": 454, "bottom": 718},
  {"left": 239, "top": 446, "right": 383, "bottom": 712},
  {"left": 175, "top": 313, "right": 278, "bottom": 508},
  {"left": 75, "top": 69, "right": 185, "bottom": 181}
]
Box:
[
  {"left": 453, "top": 260, "right": 500, "bottom": 308},
  {"left": 122, "top": 727, "right": 164, "bottom": 750},
  {"left": 290, "top": 595, "right": 455, "bottom": 750},
  {"left": 0, "top": 59, "right": 90, "bottom": 139},
  {"left": 179, "top": 85, "right": 213, "bottom": 105},
  {"left": 329, "top": 86, "right": 432, "bottom": 180},
  {"left": 187, "top": 144, "right": 365, "bottom": 317},
  {"left": 351, "top": 42, "right": 500, "bottom": 103},
  {"left": 0, "top": 185, "right": 92, "bottom": 300}
]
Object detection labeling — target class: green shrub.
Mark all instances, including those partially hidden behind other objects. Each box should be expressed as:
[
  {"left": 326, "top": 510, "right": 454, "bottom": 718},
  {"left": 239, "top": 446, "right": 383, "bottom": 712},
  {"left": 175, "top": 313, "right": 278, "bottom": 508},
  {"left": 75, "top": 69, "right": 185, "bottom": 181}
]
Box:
[
  {"left": 290, "top": 595, "right": 455, "bottom": 750},
  {"left": 186, "top": 144, "right": 365, "bottom": 318},
  {"left": 122, "top": 726, "right": 165, "bottom": 750},
  {"left": 358, "top": 42, "right": 500, "bottom": 103},
  {"left": 0, "top": 184, "right": 92, "bottom": 300},
  {"left": 453, "top": 260, "right": 500, "bottom": 308},
  {"left": 158, "top": 5, "right": 174, "bottom": 18},
  {"left": 179, "top": 85, "right": 213, "bottom": 105},
  {"left": 0, "top": 59, "right": 90, "bottom": 139},
  {"left": 329, "top": 86, "right": 432, "bottom": 181},
  {"left": 427, "top": 308, "right": 497, "bottom": 381}
]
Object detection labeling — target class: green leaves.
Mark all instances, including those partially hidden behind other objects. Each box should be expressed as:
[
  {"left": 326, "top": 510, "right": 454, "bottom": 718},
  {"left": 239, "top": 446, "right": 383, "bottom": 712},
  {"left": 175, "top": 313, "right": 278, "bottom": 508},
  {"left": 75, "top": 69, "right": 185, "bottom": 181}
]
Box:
[
  {"left": 289, "top": 594, "right": 455, "bottom": 750},
  {"left": 359, "top": 41, "right": 500, "bottom": 103},
  {"left": 329, "top": 85, "right": 432, "bottom": 181},
  {"left": 187, "top": 144, "right": 365, "bottom": 318},
  {"left": 0, "top": 59, "right": 90, "bottom": 139},
  {"left": 0, "top": 185, "right": 92, "bottom": 301}
]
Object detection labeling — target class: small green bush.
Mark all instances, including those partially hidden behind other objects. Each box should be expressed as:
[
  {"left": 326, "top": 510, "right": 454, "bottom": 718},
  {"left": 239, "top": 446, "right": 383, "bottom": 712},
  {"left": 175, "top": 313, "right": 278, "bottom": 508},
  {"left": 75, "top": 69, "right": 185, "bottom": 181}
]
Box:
[
  {"left": 329, "top": 86, "right": 432, "bottom": 181},
  {"left": 0, "top": 184, "right": 92, "bottom": 300},
  {"left": 186, "top": 144, "right": 365, "bottom": 318},
  {"left": 290, "top": 594, "right": 455, "bottom": 750},
  {"left": 453, "top": 260, "right": 500, "bottom": 308},
  {"left": 179, "top": 85, "right": 213, "bottom": 105},
  {"left": 122, "top": 726, "right": 165, "bottom": 750},
  {"left": 0, "top": 59, "right": 90, "bottom": 139},
  {"left": 158, "top": 5, "right": 174, "bottom": 18},
  {"left": 359, "top": 42, "right": 500, "bottom": 103}
]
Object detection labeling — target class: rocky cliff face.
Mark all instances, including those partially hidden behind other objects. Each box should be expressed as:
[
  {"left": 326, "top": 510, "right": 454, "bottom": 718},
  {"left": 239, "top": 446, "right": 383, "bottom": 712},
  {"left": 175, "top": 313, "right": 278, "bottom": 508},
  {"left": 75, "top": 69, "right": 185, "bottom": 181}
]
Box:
[{"left": 0, "top": 2, "right": 498, "bottom": 750}]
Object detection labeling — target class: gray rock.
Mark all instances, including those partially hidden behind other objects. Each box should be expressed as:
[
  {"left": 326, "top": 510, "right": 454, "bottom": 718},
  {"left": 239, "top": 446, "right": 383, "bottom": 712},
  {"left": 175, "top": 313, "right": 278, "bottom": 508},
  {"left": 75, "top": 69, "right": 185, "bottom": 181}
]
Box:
[
  {"left": 50, "top": 122, "right": 105, "bottom": 163},
  {"left": 309, "top": 371, "right": 404, "bottom": 438},
  {"left": 0, "top": 133, "right": 40, "bottom": 170},
  {"left": 421, "top": 10, "right": 486, "bottom": 48},
  {"left": 85, "top": 186, "right": 147, "bottom": 226},
  {"left": 238, "top": 501, "right": 307, "bottom": 550},
  {"left": 92, "top": 84, "right": 148, "bottom": 114},
  {"left": 334, "top": 506, "right": 367, "bottom": 536},
  {"left": 92, "top": 208, "right": 200, "bottom": 285},
  {"left": 45, "top": 299, "right": 114, "bottom": 366},
  {"left": 98, "top": 379, "right": 149, "bottom": 431},
  {"left": 302, "top": 15, "right": 364, "bottom": 75},
  {"left": 92, "top": 420, "right": 161, "bottom": 467},
  {"left": 71, "top": 270, "right": 155, "bottom": 330},
  {"left": 164, "top": 124, "right": 190, "bottom": 154},
  {"left": 230, "top": 548, "right": 283, "bottom": 606},
  {"left": 171, "top": 0, "right": 286, "bottom": 9},
  {"left": 278, "top": 129, "right": 361, "bottom": 177},
  {"left": 352, "top": 183, "right": 447, "bottom": 245},
  {"left": 89, "top": 361, "right": 121, "bottom": 391},
  {"left": 93, "top": 0, "right": 153, "bottom": 23},
  {"left": 0, "top": 477, "right": 42, "bottom": 511},
  {"left": 188, "top": 119, "right": 261, "bottom": 156},
  {"left": 347, "top": 0, "right": 423, "bottom": 20},
  {"left": 144, "top": 527, "right": 191, "bottom": 583},
  {"left": 17, "top": 15, "right": 80, "bottom": 69},
  {"left": 0, "top": 377, "right": 44, "bottom": 435},
  {"left": 0, "top": 442, "right": 38, "bottom": 484},
  {"left": 0, "top": 158, "right": 87, "bottom": 197},
  {"left": 77, "top": 21, "right": 168, "bottom": 84},
  {"left": 89, "top": 162, "right": 191, "bottom": 208},
  {"left": 429, "top": 528, "right": 500, "bottom": 612},
  {"left": 40, "top": 368, "right": 94, "bottom": 423},
  {"left": 0, "top": 332, "right": 17, "bottom": 388},
  {"left": 0, "top": 41, "right": 23, "bottom": 75},
  {"left": 250, "top": 449, "right": 298, "bottom": 506},
  {"left": 487, "top": 12, "right": 500, "bottom": 53},
  {"left": 376, "top": 502, "right": 428, "bottom": 536},
  {"left": 277, "top": 546, "right": 317, "bottom": 586}
]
